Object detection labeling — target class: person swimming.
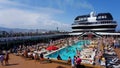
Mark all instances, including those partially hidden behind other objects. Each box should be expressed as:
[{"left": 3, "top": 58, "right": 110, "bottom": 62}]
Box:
[
  {"left": 67, "top": 56, "right": 71, "bottom": 63},
  {"left": 57, "top": 54, "right": 62, "bottom": 60}
]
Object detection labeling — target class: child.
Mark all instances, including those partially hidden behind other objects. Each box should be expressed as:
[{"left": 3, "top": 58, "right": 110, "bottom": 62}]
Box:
[{"left": 0, "top": 54, "right": 4, "bottom": 66}]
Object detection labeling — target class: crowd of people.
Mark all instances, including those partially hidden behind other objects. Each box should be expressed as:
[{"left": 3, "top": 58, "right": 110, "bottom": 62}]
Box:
[
  {"left": 0, "top": 36, "right": 79, "bottom": 66},
  {"left": 65, "top": 36, "right": 120, "bottom": 68},
  {"left": 102, "top": 37, "right": 120, "bottom": 68},
  {"left": 0, "top": 36, "right": 120, "bottom": 68},
  {"left": 7, "top": 36, "right": 78, "bottom": 61}
]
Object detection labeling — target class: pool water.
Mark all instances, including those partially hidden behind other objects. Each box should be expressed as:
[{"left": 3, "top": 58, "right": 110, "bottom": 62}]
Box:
[{"left": 46, "top": 40, "right": 90, "bottom": 60}]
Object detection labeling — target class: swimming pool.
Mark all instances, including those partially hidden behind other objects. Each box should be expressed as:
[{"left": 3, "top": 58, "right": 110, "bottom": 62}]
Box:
[{"left": 46, "top": 40, "right": 90, "bottom": 60}]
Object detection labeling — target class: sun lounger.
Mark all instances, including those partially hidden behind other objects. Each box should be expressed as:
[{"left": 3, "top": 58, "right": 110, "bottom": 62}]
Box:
[
  {"left": 113, "top": 64, "right": 120, "bottom": 68},
  {"left": 109, "top": 58, "right": 119, "bottom": 64}
]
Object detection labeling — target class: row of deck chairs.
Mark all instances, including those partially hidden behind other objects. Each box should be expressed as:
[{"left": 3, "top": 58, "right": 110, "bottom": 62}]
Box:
[{"left": 104, "top": 47, "right": 120, "bottom": 68}]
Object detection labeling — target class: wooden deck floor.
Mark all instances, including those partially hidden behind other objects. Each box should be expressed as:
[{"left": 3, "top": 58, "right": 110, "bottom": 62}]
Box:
[
  {"left": 0, "top": 54, "right": 71, "bottom": 68},
  {"left": 114, "top": 48, "right": 120, "bottom": 59},
  {"left": 0, "top": 54, "right": 105, "bottom": 68}
]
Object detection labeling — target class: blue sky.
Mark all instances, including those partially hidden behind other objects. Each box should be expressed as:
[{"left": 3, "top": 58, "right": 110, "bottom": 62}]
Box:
[{"left": 0, "top": 0, "right": 120, "bottom": 31}]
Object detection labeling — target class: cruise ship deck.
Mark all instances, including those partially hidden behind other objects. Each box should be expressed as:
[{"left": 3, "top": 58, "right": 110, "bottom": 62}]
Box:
[
  {"left": 71, "top": 12, "right": 120, "bottom": 37},
  {"left": 72, "top": 12, "right": 117, "bottom": 32}
]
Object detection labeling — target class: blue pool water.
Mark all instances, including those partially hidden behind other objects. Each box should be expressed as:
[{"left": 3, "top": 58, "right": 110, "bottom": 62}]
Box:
[{"left": 46, "top": 40, "right": 90, "bottom": 60}]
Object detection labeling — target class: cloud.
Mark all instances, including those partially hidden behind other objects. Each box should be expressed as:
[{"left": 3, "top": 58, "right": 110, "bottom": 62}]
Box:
[
  {"left": 57, "top": 0, "right": 94, "bottom": 10},
  {"left": 0, "top": 0, "right": 64, "bottom": 14},
  {"left": 0, "top": 0, "right": 71, "bottom": 31},
  {"left": 0, "top": 8, "right": 71, "bottom": 30},
  {"left": 0, "top": 0, "right": 94, "bottom": 31},
  {"left": 9, "top": 0, "right": 94, "bottom": 11},
  {"left": 0, "top": 9, "right": 39, "bottom": 28}
]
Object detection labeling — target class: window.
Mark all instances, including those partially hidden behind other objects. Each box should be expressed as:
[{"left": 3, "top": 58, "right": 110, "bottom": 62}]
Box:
[
  {"left": 84, "top": 18, "right": 87, "bottom": 20},
  {"left": 104, "top": 15, "right": 107, "bottom": 18},
  {"left": 98, "top": 16, "right": 101, "bottom": 19},
  {"left": 102, "top": 16, "right": 104, "bottom": 18}
]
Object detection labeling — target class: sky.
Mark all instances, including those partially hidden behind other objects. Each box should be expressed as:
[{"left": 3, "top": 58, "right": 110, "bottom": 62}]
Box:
[{"left": 0, "top": 0, "right": 120, "bottom": 31}]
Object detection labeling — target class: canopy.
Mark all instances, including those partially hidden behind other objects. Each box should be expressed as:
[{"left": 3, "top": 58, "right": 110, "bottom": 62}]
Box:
[{"left": 46, "top": 45, "right": 58, "bottom": 51}]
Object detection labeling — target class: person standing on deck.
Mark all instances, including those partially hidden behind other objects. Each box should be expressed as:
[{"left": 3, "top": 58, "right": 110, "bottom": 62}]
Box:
[
  {"left": 4, "top": 52, "right": 9, "bottom": 65},
  {"left": 71, "top": 56, "right": 76, "bottom": 68},
  {"left": 0, "top": 54, "right": 4, "bottom": 66},
  {"left": 76, "top": 56, "right": 82, "bottom": 68},
  {"left": 40, "top": 53, "right": 44, "bottom": 61}
]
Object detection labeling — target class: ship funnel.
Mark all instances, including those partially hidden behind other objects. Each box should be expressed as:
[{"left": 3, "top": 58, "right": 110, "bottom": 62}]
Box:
[{"left": 90, "top": 11, "right": 95, "bottom": 17}]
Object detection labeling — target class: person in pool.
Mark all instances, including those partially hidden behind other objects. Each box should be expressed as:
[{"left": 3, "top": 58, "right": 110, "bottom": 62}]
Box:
[
  {"left": 67, "top": 56, "right": 71, "bottom": 63},
  {"left": 57, "top": 54, "right": 62, "bottom": 60}
]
